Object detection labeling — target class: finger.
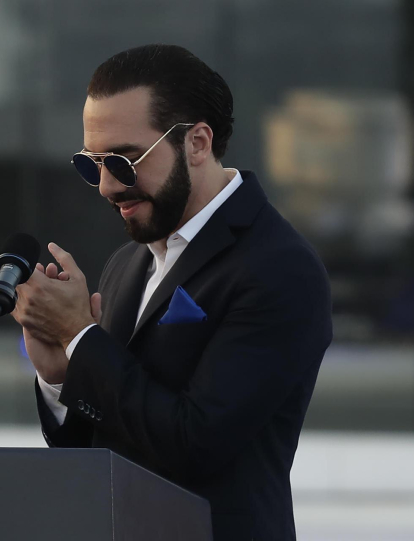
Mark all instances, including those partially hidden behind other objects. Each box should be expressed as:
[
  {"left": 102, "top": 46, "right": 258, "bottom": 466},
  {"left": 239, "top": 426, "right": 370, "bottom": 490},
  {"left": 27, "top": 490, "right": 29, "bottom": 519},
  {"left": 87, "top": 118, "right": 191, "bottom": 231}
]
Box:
[
  {"left": 90, "top": 292, "right": 102, "bottom": 325},
  {"left": 58, "top": 271, "right": 70, "bottom": 281},
  {"left": 48, "top": 243, "right": 81, "bottom": 276},
  {"left": 26, "top": 267, "right": 49, "bottom": 286},
  {"left": 36, "top": 263, "right": 45, "bottom": 273},
  {"left": 46, "top": 263, "right": 59, "bottom": 279}
]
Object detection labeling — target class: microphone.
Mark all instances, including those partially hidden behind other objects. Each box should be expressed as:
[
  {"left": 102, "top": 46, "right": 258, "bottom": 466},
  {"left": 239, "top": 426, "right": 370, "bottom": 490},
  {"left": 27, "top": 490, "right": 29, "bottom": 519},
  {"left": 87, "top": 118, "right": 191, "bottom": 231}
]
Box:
[{"left": 0, "top": 233, "right": 41, "bottom": 317}]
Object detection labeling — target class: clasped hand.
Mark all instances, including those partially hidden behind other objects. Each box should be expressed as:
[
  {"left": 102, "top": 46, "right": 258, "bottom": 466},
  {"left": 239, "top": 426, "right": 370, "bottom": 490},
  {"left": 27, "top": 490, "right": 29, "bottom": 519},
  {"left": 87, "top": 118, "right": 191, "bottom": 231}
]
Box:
[{"left": 11, "top": 242, "right": 101, "bottom": 384}]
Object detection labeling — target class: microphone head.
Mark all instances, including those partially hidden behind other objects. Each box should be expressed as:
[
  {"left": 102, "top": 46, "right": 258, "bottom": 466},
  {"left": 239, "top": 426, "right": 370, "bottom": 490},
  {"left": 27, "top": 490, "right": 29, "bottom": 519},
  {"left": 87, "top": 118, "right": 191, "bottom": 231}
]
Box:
[{"left": 0, "top": 233, "right": 41, "bottom": 283}]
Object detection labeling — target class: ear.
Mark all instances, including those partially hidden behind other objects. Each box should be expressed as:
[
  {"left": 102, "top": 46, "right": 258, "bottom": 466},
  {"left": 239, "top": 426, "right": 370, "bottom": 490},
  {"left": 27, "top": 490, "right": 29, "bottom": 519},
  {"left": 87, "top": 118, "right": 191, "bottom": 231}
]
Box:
[{"left": 187, "top": 123, "right": 213, "bottom": 166}]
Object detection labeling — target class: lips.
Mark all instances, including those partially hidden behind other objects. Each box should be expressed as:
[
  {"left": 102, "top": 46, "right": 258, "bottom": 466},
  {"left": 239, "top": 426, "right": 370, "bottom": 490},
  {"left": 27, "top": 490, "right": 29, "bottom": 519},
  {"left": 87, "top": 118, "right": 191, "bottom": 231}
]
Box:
[
  {"left": 117, "top": 200, "right": 145, "bottom": 218},
  {"left": 117, "top": 200, "right": 142, "bottom": 209}
]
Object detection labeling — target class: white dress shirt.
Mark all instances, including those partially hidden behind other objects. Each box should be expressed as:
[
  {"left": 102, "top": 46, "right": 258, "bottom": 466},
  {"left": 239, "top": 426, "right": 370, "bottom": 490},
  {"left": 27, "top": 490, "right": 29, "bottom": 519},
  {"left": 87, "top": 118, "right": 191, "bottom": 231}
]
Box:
[{"left": 38, "top": 169, "right": 243, "bottom": 425}]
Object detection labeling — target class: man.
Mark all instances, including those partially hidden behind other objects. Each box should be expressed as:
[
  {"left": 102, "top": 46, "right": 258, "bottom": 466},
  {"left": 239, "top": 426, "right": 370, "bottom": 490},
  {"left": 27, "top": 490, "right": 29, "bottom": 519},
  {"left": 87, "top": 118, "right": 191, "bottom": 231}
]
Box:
[{"left": 12, "top": 44, "right": 332, "bottom": 540}]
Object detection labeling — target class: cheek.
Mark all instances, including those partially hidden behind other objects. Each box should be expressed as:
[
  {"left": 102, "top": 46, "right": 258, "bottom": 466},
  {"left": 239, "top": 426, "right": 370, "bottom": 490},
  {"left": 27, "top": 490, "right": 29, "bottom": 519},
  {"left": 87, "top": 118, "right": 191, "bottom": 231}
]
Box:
[
  {"left": 137, "top": 153, "right": 176, "bottom": 193},
  {"left": 134, "top": 171, "right": 163, "bottom": 198}
]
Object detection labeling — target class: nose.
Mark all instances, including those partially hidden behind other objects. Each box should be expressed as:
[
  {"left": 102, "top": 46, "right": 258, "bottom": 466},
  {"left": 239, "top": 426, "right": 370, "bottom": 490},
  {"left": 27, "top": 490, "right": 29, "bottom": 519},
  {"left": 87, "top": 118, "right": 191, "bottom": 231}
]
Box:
[{"left": 98, "top": 164, "right": 128, "bottom": 199}]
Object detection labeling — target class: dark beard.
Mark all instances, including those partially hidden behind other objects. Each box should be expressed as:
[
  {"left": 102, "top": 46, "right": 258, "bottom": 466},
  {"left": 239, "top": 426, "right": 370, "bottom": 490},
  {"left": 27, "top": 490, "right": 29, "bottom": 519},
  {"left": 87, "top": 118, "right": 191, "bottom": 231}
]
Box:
[{"left": 110, "top": 145, "right": 191, "bottom": 244}]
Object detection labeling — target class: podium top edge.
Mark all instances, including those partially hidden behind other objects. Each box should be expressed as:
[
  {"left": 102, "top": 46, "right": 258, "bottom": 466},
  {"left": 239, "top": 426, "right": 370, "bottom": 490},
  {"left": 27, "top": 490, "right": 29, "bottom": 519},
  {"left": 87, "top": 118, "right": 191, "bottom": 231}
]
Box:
[
  {"left": 0, "top": 447, "right": 211, "bottom": 507},
  {"left": 0, "top": 447, "right": 112, "bottom": 454}
]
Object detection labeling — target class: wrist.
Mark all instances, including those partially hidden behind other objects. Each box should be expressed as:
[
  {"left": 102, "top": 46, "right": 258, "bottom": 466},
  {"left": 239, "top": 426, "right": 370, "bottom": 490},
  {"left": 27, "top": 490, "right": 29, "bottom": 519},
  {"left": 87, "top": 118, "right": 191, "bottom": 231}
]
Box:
[
  {"left": 60, "top": 318, "right": 96, "bottom": 351},
  {"left": 38, "top": 369, "right": 65, "bottom": 385}
]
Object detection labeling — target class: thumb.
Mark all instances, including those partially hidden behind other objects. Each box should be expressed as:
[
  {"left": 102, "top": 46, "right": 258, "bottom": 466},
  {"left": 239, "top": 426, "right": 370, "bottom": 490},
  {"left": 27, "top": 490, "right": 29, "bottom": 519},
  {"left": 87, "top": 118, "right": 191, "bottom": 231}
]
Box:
[
  {"left": 48, "top": 243, "right": 80, "bottom": 276},
  {"left": 90, "top": 292, "right": 102, "bottom": 325}
]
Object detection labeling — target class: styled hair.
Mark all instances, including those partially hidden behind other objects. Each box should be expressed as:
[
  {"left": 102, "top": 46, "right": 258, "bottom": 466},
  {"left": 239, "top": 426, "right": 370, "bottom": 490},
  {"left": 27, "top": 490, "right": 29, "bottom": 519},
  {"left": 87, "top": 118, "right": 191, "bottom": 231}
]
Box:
[{"left": 87, "top": 44, "right": 234, "bottom": 160}]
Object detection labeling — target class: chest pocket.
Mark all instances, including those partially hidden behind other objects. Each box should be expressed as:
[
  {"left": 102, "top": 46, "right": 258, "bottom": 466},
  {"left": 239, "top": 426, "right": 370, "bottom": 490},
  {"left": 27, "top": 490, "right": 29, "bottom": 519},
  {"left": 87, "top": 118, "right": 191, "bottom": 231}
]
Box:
[{"left": 133, "top": 319, "right": 217, "bottom": 390}]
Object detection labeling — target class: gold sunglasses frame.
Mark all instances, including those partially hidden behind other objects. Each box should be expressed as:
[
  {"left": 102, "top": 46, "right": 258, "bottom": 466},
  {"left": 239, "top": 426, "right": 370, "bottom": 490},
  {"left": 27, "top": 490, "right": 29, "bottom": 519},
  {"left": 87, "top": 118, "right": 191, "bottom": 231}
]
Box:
[{"left": 71, "top": 122, "right": 195, "bottom": 187}]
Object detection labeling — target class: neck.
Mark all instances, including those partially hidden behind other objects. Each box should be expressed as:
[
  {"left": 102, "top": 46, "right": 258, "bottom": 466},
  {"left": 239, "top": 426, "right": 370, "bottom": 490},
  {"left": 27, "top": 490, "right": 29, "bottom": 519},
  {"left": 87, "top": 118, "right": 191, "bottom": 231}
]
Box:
[
  {"left": 155, "top": 161, "right": 234, "bottom": 251},
  {"left": 180, "top": 161, "right": 232, "bottom": 225}
]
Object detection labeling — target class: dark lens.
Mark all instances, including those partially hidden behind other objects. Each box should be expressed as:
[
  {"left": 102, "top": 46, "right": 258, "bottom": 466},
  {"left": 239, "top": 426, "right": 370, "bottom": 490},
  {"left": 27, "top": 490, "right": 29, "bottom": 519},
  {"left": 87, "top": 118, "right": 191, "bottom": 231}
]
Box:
[
  {"left": 72, "top": 154, "right": 100, "bottom": 186},
  {"left": 104, "top": 155, "right": 136, "bottom": 187}
]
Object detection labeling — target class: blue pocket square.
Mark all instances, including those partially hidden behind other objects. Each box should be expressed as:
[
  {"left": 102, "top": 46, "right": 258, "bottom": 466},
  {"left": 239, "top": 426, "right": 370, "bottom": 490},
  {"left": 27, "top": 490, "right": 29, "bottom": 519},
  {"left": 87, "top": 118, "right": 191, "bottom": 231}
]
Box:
[{"left": 158, "top": 286, "right": 207, "bottom": 325}]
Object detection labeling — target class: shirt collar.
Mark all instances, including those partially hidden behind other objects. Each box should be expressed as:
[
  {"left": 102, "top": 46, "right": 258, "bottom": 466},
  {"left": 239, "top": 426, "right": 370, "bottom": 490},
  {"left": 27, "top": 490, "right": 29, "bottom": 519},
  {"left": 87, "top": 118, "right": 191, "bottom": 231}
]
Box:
[{"left": 175, "top": 168, "right": 243, "bottom": 243}]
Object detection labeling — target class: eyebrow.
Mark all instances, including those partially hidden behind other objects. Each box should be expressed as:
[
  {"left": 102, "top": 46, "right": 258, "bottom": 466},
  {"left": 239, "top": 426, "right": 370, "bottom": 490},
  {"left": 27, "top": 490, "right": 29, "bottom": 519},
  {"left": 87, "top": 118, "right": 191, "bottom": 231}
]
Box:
[{"left": 83, "top": 143, "right": 147, "bottom": 154}]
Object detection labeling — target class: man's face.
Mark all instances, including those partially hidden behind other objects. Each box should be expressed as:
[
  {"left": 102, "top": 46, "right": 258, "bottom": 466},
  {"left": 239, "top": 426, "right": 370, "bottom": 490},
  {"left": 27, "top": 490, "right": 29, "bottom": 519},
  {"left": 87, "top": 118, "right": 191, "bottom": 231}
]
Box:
[{"left": 83, "top": 87, "right": 192, "bottom": 244}]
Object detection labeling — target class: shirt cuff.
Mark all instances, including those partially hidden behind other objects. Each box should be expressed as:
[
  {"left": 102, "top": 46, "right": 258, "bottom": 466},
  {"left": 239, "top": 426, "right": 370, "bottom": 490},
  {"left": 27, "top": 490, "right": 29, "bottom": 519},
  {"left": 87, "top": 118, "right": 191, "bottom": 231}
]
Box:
[
  {"left": 37, "top": 374, "right": 67, "bottom": 426},
  {"left": 65, "top": 324, "right": 97, "bottom": 360}
]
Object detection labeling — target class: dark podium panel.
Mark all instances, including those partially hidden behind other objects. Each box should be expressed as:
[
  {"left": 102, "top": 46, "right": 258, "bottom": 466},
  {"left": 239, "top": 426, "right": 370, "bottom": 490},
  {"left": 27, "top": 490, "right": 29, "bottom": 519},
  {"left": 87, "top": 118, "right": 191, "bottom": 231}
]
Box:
[{"left": 0, "top": 448, "right": 213, "bottom": 541}]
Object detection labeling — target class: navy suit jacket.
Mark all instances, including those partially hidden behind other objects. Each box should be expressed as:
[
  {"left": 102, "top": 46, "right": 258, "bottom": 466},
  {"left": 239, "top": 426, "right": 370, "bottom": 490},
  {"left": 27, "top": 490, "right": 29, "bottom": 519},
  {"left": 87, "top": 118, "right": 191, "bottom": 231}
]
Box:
[{"left": 36, "top": 171, "right": 332, "bottom": 540}]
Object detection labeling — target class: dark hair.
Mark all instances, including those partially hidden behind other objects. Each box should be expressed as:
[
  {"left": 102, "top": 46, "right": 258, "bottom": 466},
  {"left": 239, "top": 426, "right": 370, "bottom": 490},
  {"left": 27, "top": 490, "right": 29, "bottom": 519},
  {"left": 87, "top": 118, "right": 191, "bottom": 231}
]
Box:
[{"left": 87, "top": 44, "right": 234, "bottom": 160}]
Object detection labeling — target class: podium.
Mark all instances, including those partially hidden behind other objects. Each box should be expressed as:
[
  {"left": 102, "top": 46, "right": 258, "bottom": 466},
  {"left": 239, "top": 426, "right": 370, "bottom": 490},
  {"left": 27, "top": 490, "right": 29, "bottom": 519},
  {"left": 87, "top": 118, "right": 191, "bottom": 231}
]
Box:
[{"left": 0, "top": 448, "right": 213, "bottom": 541}]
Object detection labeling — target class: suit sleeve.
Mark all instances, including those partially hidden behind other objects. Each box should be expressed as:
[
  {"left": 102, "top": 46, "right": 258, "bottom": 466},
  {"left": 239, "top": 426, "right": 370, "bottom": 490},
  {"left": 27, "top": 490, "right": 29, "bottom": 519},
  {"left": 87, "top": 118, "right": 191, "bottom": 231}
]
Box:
[
  {"left": 34, "top": 245, "right": 130, "bottom": 447},
  {"left": 56, "top": 247, "right": 332, "bottom": 481},
  {"left": 35, "top": 376, "right": 93, "bottom": 448}
]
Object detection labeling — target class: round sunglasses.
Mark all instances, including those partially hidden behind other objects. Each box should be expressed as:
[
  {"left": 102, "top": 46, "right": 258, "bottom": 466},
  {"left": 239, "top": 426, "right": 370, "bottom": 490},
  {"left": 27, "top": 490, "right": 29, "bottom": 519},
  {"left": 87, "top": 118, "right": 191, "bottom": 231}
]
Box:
[{"left": 71, "top": 123, "right": 194, "bottom": 188}]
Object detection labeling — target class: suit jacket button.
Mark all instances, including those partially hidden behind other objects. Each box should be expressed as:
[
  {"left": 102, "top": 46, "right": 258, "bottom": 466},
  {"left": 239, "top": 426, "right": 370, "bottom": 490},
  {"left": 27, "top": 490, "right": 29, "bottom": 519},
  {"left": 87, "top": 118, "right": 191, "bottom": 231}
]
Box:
[
  {"left": 77, "top": 400, "right": 84, "bottom": 411},
  {"left": 90, "top": 407, "right": 96, "bottom": 419},
  {"left": 96, "top": 411, "right": 103, "bottom": 421},
  {"left": 84, "top": 403, "right": 90, "bottom": 414}
]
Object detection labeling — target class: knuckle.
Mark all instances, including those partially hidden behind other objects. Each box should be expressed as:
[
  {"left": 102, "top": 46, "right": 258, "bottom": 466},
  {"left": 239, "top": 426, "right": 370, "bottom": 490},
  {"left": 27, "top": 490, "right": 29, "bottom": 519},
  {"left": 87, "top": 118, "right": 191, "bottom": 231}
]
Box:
[
  {"left": 20, "top": 316, "right": 30, "bottom": 328},
  {"left": 22, "top": 306, "right": 32, "bottom": 318}
]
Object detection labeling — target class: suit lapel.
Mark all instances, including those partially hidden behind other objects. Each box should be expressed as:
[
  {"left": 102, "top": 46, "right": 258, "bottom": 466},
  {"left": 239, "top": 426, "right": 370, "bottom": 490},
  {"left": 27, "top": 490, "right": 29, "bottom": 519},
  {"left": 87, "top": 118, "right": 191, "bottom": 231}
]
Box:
[
  {"left": 109, "top": 243, "right": 153, "bottom": 345},
  {"left": 129, "top": 211, "right": 236, "bottom": 342},
  {"left": 123, "top": 171, "right": 267, "bottom": 345}
]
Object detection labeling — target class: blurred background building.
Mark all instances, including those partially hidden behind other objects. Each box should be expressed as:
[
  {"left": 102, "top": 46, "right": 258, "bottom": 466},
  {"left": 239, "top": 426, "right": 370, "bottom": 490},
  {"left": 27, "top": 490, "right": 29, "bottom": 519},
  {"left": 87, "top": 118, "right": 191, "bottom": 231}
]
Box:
[{"left": 0, "top": 0, "right": 413, "bottom": 538}]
